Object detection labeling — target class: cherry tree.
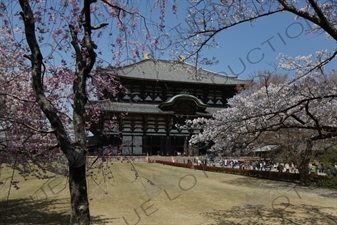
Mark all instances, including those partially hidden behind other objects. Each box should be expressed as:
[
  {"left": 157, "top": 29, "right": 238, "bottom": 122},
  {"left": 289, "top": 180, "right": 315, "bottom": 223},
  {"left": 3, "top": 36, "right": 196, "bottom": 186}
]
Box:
[
  {"left": 0, "top": 0, "right": 174, "bottom": 224},
  {"left": 0, "top": 37, "right": 58, "bottom": 172},
  {"left": 177, "top": 0, "right": 337, "bottom": 185},
  {"left": 184, "top": 71, "right": 337, "bottom": 185}
]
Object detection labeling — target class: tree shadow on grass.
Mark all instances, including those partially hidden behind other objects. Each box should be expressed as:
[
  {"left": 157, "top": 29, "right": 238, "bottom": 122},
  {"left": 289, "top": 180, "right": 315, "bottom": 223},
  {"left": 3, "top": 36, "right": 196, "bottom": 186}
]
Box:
[
  {"left": 202, "top": 204, "right": 337, "bottom": 225},
  {"left": 0, "top": 198, "right": 118, "bottom": 225},
  {"left": 221, "top": 175, "right": 294, "bottom": 189}
]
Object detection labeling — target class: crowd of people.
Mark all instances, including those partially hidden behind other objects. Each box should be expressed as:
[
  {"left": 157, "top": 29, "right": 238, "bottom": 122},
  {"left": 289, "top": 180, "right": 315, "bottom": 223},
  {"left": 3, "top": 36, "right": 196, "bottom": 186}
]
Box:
[
  {"left": 177, "top": 154, "right": 337, "bottom": 176},
  {"left": 181, "top": 155, "right": 300, "bottom": 173}
]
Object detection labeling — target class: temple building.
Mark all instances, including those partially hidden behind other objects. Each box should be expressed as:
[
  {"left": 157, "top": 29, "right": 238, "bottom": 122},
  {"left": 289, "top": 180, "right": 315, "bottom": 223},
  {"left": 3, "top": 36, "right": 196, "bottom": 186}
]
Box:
[{"left": 87, "top": 58, "right": 246, "bottom": 156}]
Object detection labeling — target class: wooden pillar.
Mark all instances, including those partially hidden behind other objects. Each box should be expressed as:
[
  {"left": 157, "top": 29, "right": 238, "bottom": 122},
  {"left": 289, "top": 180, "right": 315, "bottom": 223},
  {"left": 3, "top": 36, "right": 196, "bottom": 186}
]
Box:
[
  {"left": 142, "top": 115, "right": 147, "bottom": 155},
  {"left": 165, "top": 136, "right": 170, "bottom": 156}
]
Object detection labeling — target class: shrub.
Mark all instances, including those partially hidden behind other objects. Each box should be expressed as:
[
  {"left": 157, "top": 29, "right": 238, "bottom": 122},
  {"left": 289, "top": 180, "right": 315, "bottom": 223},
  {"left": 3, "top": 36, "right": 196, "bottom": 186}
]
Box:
[{"left": 309, "top": 174, "right": 337, "bottom": 188}]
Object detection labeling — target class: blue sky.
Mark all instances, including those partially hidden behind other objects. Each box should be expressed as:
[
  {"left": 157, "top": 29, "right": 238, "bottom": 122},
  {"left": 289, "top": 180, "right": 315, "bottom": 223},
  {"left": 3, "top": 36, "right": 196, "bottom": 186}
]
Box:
[
  {"left": 195, "top": 13, "right": 336, "bottom": 79},
  {"left": 128, "top": 1, "right": 337, "bottom": 80},
  {"left": 7, "top": 1, "right": 336, "bottom": 81}
]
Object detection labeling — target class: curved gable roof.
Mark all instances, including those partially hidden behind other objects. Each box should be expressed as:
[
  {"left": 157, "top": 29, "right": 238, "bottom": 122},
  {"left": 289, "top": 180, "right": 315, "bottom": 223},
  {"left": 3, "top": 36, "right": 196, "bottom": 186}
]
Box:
[
  {"left": 158, "top": 93, "right": 208, "bottom": 110},
  {"left": 99, "top": 59, "right": 247, "bottom": 86}
]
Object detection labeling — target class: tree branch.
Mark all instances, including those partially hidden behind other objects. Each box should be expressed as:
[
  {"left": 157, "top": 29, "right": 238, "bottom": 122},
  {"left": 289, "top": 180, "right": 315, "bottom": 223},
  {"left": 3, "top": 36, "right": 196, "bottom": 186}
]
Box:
[
  {"left": 185, "top": 9, "right": 284, "bottom": 59},
  {"left": 288, "top": 49, "right": 337, "bottom": 84},
  {"left": 91, "top": 22, "right": 108, "bottom": 30},
  {"left": 278, "top": 0, "right": 337, "bottom": 40},
  {"left": 304, "top": 100, "right": 322, "bottom": 137},
  {"left": 0, "top": 93, "right": 35, "bottom": 103},
  {"left": 18, "top": 0, "right": 72, "bottom": 155}
]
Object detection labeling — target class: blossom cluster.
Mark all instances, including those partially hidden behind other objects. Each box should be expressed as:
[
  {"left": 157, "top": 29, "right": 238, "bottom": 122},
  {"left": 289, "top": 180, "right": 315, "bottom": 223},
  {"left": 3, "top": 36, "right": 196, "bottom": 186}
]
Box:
[{"left": 183, "top": 72, "right": 337, "bottom": 152}]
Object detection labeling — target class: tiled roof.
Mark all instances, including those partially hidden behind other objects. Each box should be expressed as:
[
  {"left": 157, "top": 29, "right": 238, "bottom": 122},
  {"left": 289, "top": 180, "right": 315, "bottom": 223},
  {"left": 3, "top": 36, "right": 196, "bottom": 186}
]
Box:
[
  {"left": 98, "top": 59, "right": 247, "bottom": 85},
  {"left": 87, "top": 100, "right": 222, "bottom": 116},
  {"left": 87, "top": 101, "right": 173, "bottom": 114}
]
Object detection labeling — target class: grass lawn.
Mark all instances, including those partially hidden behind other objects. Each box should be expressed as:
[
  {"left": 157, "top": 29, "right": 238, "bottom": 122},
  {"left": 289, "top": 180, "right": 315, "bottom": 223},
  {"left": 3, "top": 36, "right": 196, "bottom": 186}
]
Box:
[{"left": 1, "top": 161, "right": 337, "bottom": 225}]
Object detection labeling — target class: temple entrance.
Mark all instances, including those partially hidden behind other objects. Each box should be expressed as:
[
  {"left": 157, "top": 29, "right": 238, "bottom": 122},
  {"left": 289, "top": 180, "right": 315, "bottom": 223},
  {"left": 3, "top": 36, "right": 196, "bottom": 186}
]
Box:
[
  {"left": 144, "top": 135, "right": 189, "bottom": 156},
  {"left": 151, "top": 146, "right": 160, "bottom": 156}
]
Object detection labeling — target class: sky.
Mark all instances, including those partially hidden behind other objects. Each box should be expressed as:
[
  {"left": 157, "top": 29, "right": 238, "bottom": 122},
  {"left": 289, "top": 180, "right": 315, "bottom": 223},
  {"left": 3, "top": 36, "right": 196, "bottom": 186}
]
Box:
[
  {"left": 129, "top": 0, "right": 337, "bottom": 80},
  {"left": 5, "top": 0, "right": 337, "bottom": 81},
  {"left": 197, "top": 14, "right": 337, "bottom": 78}
]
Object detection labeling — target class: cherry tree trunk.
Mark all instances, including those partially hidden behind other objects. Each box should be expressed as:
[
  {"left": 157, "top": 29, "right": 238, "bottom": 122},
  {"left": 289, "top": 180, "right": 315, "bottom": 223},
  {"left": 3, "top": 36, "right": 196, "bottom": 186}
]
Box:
[
  {"left": 299, "top": 158, "right": 310, "bottom": 186},
  {"left": 69, "top": 164, "right": 90, "bottom": 225},
  {"left": 298, "top": 139, "right": 313, "bottom": 186}
]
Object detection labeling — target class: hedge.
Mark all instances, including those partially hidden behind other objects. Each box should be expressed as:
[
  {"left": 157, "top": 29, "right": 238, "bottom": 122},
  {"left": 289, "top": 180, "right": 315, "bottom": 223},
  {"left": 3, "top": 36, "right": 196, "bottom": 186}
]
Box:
[{"left": 155, "top": 160, "right": 337, "bottom": 188}]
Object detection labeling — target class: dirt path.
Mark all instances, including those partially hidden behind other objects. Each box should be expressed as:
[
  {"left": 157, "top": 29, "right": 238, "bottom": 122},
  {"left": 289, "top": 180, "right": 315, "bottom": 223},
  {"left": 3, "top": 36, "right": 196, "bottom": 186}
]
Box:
[{"left": 1, "top": 162, "right": 337, "bottom": 224}]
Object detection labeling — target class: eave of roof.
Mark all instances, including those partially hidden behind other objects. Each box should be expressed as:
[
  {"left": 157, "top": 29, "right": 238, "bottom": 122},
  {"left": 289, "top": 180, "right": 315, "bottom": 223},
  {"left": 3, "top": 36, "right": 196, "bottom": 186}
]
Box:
[
  {"left": 158, "top": 93, "right": 208, "bottom": 109},
  {"left": 87, "top": 100, "right": 173, "bottom": 114},
  {"left": 98, "top": 59, "right": 247, "bottom": 86},
  {"left": 86, "top": 100, "right": 223, "bottom": 116}
]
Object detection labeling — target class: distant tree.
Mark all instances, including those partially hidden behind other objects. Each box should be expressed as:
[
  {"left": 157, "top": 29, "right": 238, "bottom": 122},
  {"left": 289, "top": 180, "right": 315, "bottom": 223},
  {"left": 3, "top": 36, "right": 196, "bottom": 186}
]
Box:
[
  {"left": 236, "top": 71, "right": 288, "bottom": 94},
  {"left": 318, "top": 145, "right": 337, "bottom": 176},
  {"left": 252, "top": 129, "right": 329, "bottom": 178}
]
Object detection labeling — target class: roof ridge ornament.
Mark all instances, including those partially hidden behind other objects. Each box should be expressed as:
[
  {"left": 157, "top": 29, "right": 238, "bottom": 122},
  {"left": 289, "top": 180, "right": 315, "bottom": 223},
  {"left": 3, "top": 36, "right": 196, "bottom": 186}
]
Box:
[
  {"left": 178, "top": 55, "right": 185, "bottom": 63},
  {"left": 144, "top": 52, "right": 151, "bottom": 59}
]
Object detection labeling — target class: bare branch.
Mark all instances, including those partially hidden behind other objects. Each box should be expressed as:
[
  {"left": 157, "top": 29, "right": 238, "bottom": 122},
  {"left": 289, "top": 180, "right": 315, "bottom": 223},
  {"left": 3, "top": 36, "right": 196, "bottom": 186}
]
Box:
[
  {"left": 278, "top": 0, "right": 337, "bottom": 40},
  {"left": 304, "top": 100, "right": 322, "bottom": 137},
  {"left": 3, "top": 117, "right": 55, "bottom": 134},
  {"left": 185, "top": 9, "right": 284, "bottom": 60},
  {"left": 0, "top": 93, "right": 35, "bottom": 103}
]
